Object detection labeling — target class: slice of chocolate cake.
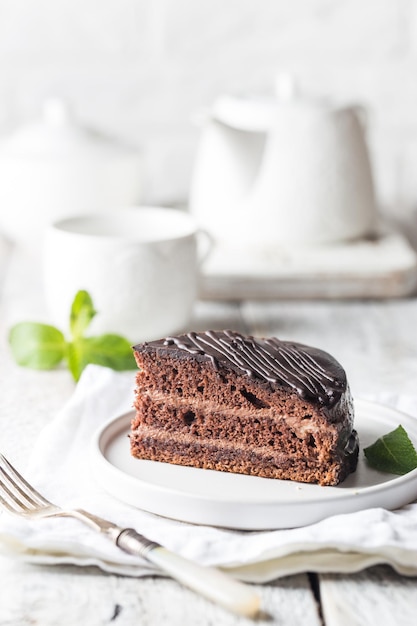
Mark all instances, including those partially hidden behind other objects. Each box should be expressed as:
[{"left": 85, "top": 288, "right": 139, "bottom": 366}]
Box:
[{"left": 131, "top": 330, "right": 358, "bottom": 486}]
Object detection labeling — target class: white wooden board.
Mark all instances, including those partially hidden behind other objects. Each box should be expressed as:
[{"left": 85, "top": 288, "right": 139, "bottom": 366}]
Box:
[{"left": 200, "top": 227, "right": 417, "bottom": 300}]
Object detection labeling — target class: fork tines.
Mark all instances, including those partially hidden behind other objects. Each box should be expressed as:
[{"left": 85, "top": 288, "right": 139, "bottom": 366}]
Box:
[{"left": 0, "top": 453, "right": 52, "bottom": 514}]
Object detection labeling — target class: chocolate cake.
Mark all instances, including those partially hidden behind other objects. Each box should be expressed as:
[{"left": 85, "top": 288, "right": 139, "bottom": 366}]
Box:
[{"left": 131, "top": 330, "right": 358, "bottom": 486}]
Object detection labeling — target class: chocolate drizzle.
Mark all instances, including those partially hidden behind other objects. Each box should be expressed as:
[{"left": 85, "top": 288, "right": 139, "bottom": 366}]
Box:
[{"left": 142, "top": 330, "right": 346, "bottom": 408}]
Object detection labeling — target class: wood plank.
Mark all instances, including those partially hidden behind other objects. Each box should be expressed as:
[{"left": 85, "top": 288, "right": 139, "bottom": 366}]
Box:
[
  {"left": 320, "top": 566, "right": 417, "bottom": 626},
  {"left": 0, "top": 558, "right": 321, "bottom": 626},
  {"left": 191, "top": 300, "right": 249, "bottom": 334},
  {"left": 240, "top": 298, "right": 417, "bottom": 396}
]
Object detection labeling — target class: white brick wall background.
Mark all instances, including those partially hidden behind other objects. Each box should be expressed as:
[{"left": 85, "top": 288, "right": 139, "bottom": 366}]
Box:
[{"left": 0, "top": 0, "right": 416, "bottom": 220}]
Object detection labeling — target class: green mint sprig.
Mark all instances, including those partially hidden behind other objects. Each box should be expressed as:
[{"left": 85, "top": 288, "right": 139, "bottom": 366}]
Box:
[
  {"left": 8, "top": 290, "right": 136, "bottom": 382},
  {"left": 364, "top": 424, "right": 417, "bottom": 475}
]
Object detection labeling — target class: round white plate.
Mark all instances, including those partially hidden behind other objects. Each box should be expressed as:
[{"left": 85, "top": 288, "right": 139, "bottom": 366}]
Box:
[{"left": 90, "top": 399, "right": 417, "bottom": 530}]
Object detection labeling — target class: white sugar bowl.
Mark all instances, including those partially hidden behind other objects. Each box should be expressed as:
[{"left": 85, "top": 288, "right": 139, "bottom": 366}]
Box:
[{"left": 0, "top": 98, "right": 144, "bottom": 245}]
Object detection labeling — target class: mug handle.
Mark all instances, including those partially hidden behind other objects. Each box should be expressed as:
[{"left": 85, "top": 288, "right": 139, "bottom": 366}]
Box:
[{"left": 196, "top": 229, "right": 215, "bottom": 267}]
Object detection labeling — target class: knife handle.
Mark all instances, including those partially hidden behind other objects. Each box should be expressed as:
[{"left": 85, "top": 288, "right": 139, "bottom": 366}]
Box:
[{"left": 116, "top": 528, "right": 260, "bottom": 618}]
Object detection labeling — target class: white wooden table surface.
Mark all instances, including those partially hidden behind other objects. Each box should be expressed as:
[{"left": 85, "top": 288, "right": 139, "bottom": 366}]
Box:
[{"left": 1, "top": 238, "right": 417, "bottom": 626}]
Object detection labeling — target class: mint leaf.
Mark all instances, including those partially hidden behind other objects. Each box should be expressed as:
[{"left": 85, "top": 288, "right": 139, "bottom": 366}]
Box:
[
  {"left": 9, "top": 291, "right": 137, "bottom": 382},
  {"left": 67, "top": 334, "right": 136, "bottom": 381},
  {"left": 364, "top": 425, "right": 417, "bottom": 475},
  {"left": 79, "top": 335, "right": 137, "bottom": 370},
  {"left": 9, "top": 322, "right": 66, "bottom": 370},
  {"left": 70, "top": 290, "right": 96, "bottom": 339},
  {"left": 66, "top": 340, "right": 84, "bottom": 382}
]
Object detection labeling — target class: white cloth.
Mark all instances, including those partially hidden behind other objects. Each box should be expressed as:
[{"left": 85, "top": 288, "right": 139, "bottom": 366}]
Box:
[{"left": 0, "top": 365, "right": 416, "bottom": 582}]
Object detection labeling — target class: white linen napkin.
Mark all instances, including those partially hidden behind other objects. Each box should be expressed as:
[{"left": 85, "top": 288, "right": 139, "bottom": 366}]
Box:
[{"left": 0, "top": 364, "right": 416, "bottom": 582}]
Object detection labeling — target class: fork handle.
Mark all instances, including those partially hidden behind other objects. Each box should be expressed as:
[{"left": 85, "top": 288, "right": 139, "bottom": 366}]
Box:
[{"left": 116, "top": 528, "right": 260, "bottom": 618}]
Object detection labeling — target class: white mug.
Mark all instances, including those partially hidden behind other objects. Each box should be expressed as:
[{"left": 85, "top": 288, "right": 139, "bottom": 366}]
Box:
[{"left": 43, "top": 207, "right": 211, "bottom": 343}]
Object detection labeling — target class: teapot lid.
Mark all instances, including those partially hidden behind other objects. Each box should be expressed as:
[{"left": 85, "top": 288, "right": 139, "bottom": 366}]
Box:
[
  {"left": 212, "top": 95, "right": 277, "bottom": 132},
  {"left": 0, "top": 98, "right": 137, "bottom": 160},
  {"left": 212, "top": 74, "right": 329, "bottom": 131}
]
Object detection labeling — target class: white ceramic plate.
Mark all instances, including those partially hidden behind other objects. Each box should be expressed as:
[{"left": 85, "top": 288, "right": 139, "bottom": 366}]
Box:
[{"left": 90, "top": 399, "right": 417, "bottom": 530}]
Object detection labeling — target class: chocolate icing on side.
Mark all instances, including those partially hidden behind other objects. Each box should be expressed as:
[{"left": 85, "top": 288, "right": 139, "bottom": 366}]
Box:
[{"left": 135, "top": 330, "right": 347, "bottom": 408}]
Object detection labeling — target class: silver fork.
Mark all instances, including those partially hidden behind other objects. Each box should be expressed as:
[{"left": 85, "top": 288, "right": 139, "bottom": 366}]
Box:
[{"left": 0, "top": 453, "right": 259, "bottom": 618}]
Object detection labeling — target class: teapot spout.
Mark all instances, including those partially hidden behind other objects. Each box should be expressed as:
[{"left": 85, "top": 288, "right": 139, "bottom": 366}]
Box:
[{"left": 189, "top": 117, "right": 266, "bottom": 240}]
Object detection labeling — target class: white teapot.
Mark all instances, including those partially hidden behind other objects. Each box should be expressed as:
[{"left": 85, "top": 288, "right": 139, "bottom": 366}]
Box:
[
  {"left": 0, "top": 98, "right": 144, "bottom": 244},
  {"left": 190, "top": 80, "right": 377, "bottom": 247}
]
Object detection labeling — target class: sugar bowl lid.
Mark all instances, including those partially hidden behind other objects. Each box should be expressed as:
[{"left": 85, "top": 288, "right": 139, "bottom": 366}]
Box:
[{"left": 0, "top": 97, "right": 138, "bottom": 161}]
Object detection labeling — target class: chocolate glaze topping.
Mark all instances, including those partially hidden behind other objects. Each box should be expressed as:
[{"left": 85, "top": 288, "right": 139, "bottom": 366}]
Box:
[{"left": 136, "top": 330, "right": 346, "bottom": 408}]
